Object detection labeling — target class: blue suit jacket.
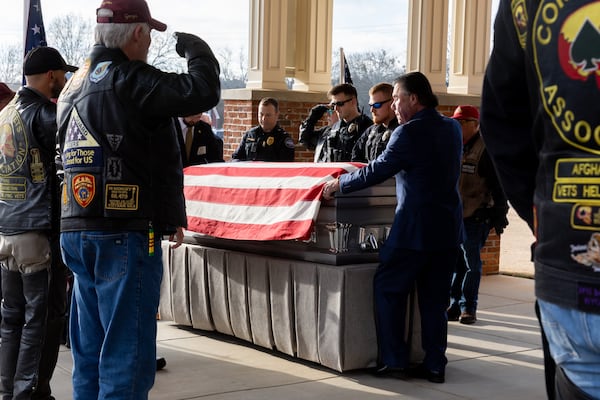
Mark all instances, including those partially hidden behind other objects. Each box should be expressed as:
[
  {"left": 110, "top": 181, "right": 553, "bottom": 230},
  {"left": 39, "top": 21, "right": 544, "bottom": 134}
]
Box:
[{"left": 339, "top": 108, "right": 464, "bottom": 258}]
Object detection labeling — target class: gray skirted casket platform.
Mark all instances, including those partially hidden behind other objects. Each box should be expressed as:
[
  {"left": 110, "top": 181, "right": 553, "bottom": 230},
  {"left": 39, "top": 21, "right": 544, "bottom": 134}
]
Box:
[{"left": 159, "top": 162, "right": 422, "bottom": 372}]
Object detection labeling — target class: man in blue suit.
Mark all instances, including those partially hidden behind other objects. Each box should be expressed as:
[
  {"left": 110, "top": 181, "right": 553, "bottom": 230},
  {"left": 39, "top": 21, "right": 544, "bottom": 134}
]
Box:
[{"left": 323, "top": 72, "right": 463, "bottom": 383}]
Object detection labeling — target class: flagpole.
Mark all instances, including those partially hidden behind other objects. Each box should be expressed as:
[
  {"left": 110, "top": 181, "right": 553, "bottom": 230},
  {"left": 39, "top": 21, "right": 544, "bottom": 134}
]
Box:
[
  {"left": 23, "top": 0, "right": 30, "bottom": 55},
  {"left": 339, "top": 47, "right": 344, "bottom": 84}
]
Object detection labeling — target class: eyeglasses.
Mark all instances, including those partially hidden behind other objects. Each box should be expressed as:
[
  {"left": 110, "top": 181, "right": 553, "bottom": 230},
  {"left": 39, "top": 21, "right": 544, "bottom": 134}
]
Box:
[
  {"left": 368, "top": 98, "right": 393, "bottom": 109},
  {"left": 330, "top": 98, "right": 353, "bottom": 108}
]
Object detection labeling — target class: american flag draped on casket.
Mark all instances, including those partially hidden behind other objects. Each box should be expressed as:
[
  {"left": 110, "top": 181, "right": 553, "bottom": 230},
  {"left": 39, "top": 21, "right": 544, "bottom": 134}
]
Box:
[{"left": 183, "top": 162, "right": 364, "bottom": 241}]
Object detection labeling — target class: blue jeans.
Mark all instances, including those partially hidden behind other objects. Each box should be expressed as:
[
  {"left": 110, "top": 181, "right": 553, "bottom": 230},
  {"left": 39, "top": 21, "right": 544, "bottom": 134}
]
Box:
[
  {"left": 538, "top": 299, "right": 600, "bottom": 398},
  {"left": 60, "top": 231, "right": 162, "bottom": 400},
  {"left": 449, "top": 219, "right": 490, "bottom": 313}
]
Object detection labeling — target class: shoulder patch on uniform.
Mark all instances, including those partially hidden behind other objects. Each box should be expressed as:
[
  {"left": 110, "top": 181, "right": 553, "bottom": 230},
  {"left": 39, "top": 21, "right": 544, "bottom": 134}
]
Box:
[
  {"left": 90, "top": 61, "right": 112, "bottom": 83},
  {"left": 284, "top": 137, "right": 295, "bottom": 149}
]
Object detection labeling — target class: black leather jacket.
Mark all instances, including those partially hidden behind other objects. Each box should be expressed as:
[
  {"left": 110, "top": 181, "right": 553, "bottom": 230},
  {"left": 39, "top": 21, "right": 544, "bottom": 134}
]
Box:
[
  {"left": 0, "top": 87, "right": 59, "bottom": 234},
  {"left": 481, "top": 0, "right": 600, "bottom": 313},
  {"left": 56, "top": 38, "right": 220, "bottom": 235}
]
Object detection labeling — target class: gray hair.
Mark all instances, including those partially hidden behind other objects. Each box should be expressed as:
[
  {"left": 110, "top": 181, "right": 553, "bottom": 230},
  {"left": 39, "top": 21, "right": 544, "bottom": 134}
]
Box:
[{"left": 95, "top": 9, "right": 149, "bottom": 48}]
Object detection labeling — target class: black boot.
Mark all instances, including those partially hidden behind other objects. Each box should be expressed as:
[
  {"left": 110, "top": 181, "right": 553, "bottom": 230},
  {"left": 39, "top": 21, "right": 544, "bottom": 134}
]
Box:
[
  {"left": 12, "top": 269, "right": 49, "bottom": 400},
  {"left": 0, "top": 269, "right": 26, "bottom": 400}
]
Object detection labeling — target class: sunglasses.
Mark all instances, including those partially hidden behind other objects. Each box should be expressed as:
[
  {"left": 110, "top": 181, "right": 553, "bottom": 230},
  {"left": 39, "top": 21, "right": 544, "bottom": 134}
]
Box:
[
  {"left": 368, "top": 98, "right": 393, "bottom": 109},
  {"left": 330, "top": 98, "right": 353, "bottom": 108},
  {"left": 457, "top": 119, "right": 477, "bottom": 125}
]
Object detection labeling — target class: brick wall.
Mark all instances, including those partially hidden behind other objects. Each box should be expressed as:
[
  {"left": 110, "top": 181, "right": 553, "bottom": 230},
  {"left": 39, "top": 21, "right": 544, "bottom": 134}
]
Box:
[{"left": 221, "top": 89, "right": 500, "bottom": 274}]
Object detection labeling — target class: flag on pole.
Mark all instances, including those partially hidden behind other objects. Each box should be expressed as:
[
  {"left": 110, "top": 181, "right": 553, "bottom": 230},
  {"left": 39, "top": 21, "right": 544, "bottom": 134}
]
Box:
[
  {"left": 24, "top": 0, "right": 47, "bottom": 59},
  {"left": 340, "top": 48, "right": 353, "bottom": 85},
  {"left": 23, "top": 0, "right": 47, "bottom": 84}
]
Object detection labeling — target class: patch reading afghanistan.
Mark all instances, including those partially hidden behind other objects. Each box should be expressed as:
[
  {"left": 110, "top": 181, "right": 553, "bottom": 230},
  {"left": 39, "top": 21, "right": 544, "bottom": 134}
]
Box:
[
  {"left": 105, "top": 184, "right": 138, "bottom": 210},
  {"left": 553, "top": 158, "right": 600, "bottom": 229},
  {"left": 72, "top": 173, "right": 95, "bottom": 208},
  {"left": 533, "top": 1, "right": 600, "bottom": 154},
  {"left": 63, "top": 108, "right": 102, "bottom": 169}
]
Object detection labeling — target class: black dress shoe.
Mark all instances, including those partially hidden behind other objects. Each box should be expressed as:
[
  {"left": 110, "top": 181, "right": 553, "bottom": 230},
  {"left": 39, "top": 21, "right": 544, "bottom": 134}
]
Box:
[
  {"left": 459, "top": 312, "right": 477, "bottom": 325},
  {"left": 371, "top": 364, "right": 408, "bottom": 379},
  {"left": 447, "top": 305, "right": 460, "bottom": 321},
  {"left": 156, "top": 357, "right": 167, "bottom": 371},
  {"left": 408, "top": 364, "right": 445, "bottom": 383}
]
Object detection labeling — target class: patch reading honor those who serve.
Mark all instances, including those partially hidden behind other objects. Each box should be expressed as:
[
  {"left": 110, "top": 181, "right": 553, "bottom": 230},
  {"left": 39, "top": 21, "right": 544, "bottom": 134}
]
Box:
[
  {"left": 63, "top": 109, "right": 102, "bottom": 169},
  {"left": 105, "top": 184, "right": 138, "bottom": 210},
  {"left": 72, "top": 173, "right": 95, "bottom": 208}
]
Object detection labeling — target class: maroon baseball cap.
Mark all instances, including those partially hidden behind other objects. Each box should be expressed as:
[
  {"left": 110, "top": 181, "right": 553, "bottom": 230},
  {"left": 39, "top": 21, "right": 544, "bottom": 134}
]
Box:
[
  {"left": 97, "top": 0, "right": 167, "bottom": 32},
  {"left": 451, "top": 105, "right": 479, "bottom": 121}
]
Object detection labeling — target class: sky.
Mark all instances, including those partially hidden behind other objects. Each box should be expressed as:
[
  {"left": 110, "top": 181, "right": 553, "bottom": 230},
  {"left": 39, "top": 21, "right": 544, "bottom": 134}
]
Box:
[{"left": 0, "top": 0, "right": 498, "bottom": 63}]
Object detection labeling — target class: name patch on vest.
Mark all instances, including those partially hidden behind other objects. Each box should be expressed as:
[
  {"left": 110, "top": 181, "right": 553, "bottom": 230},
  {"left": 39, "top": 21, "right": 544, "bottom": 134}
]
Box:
[{"left": 105, "top": 184, "right": 138, "bottom": 210}]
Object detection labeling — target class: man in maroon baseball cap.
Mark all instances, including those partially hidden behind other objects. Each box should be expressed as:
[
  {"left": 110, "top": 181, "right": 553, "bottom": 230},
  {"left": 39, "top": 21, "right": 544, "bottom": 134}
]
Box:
[
  {"left": 447, "top": 104, "right": 509, "bottom": 326},
  {"left": 55, "top": 0, "right": 220, "bottom": 399},
  {"left": 451, "top": 105, "right": 479, "bottom": 122},
  {"left": 96, "top": 0, "right": 167, "bottom": 31}
]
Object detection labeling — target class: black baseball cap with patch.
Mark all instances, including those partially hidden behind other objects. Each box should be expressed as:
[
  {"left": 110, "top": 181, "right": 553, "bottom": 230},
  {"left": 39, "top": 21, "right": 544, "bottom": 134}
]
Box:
[{"left": 23, "top": 46, "right": 78, "bottom": 76}]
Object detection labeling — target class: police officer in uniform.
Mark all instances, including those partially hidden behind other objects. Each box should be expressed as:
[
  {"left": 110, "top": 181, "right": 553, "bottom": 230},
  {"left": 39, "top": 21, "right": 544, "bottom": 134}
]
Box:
[
  {"left": 352, "top": 82, "right": 399, "bottom": 162},
  {"left": 300, "top": 83, "right": 372, "bottom": 162},
  {"left": 232, "top": 97, "right": 295, "bottom": 162}
]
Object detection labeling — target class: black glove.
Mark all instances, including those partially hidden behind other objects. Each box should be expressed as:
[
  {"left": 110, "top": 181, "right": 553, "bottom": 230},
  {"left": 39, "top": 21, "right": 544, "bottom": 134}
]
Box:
[
  {"left": 307, "top": 104, "right": 330, "bottom": 123},
  {"left": 174, "top": 32, "right": 214, "bottom": 60},
  {"left": 488, "top": 206, "right": 509, "bottom": 235}
]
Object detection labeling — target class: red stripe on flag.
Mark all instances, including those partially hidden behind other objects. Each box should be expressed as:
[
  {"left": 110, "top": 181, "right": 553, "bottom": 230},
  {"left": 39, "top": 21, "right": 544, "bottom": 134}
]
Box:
[{"left": 187, "top": 216, "right": 315, "bottom": 241}]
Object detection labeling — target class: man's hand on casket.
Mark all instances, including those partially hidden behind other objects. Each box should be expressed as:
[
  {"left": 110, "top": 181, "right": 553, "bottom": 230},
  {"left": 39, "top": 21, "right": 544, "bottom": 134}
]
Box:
[
  {"left": 322, "top": 178, "right": 340, "bottom": 200},
  {"left": 169, "top": 227, "right": 185, "bottom": 249}
]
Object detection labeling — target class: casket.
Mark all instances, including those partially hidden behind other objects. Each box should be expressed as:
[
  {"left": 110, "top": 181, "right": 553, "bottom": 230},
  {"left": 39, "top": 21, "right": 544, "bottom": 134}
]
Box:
[{"left": 182, "top": 162, "right": 397, "bottom": 265}]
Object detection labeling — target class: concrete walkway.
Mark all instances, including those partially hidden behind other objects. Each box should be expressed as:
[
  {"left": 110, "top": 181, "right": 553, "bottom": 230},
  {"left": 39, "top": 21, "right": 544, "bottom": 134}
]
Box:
[
  {"left": 48, "top": 274, "right": 544, "bottom": 400},
  {"left": 48, "top": 209, "right": 544, "bottom": 399}
]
